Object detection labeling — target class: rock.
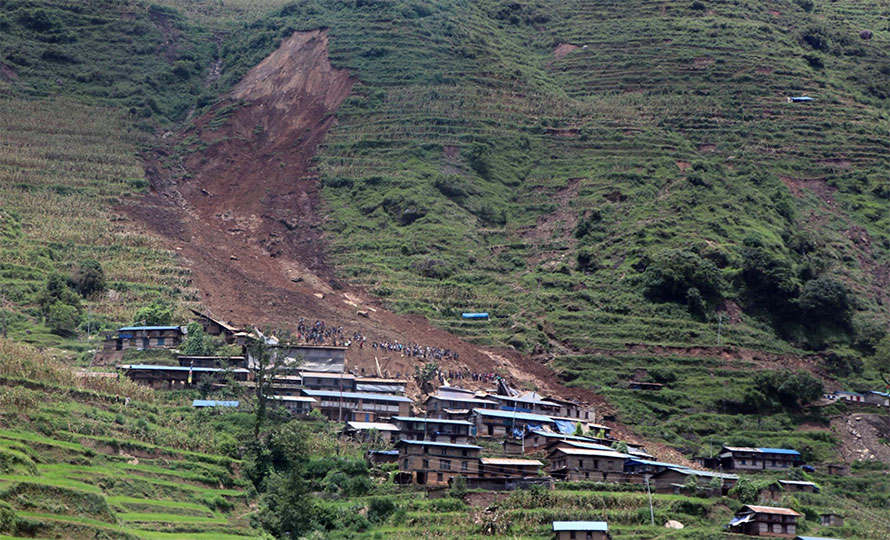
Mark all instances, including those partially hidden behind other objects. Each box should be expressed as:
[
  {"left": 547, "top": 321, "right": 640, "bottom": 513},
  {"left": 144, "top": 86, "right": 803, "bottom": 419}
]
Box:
[
  {"left": 230, "top": 255, "right": 238, "bottom": 260},
  {"left": 665, "top": 520, "right": 684, "bottom": 529},
  {"left": 290, "top": 276, "right": 304, "bottom": 283},
  {"left": 860, "top": 29, "right": 873, "bottom": 40},
  {"left": 357, "top": 310, "right": 370, "bottom": 318},
  {"left": 314, "top": 293, "right": 324, "bottom": 299}
]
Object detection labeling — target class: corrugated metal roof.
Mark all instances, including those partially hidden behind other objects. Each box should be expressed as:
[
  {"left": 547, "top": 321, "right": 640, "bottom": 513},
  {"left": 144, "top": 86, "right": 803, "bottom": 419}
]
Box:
[
  {"left": 779, "top": 480, "right": 818, "bottom": 487},
  {"left": 396, "top": 440, "right": 481, "bottom": 450},
  {"left": 552, "top": 447, "right": 628, "bottom": 458},
  {"left": 530, "top": 430, "right": 597, "bottom": 441},
  {"left": 192, "top": 400, "right": 239, "bottom": 407},
  {"left": 743, "top": 505, "right": 801, "bottom": 516},
  {"left": 345, "top": 421, "right": 400, "bottom": 431},
  {"left": 758, "top": 448, "right": 800, "bottom": 455},
  {"left": 664, "top": 467, "right": 738, "bottom": 480},
  {"left": 392, "top": 416, "right": 473, "bottom": 425},
  {"left": 270, "top": 395, "right": 317, "bottom": 402},
  {"left": 302, "top": 389, "right": 413, "bottom": 403},
  {"left": 118, "top": 326, "right": 182, "bottom": 331},
  {"left": 795, "top": 536, "right": 844, "bottom": 540},
  {"left": 123, "top": 364, "right": 249, "bottom": 373},
  {"left": 473, "top": 408, "right": 554, "bottom": 423},
  {"left": 556, "top": 440, "right": 615, "bottom": 451},
  {"left": 552, "top": 521, "right": 608, "bottom": 532},
  {"left": 480, "top": 458, "right": 543, "bottom": 466},
  {"left": 299, "top": 371, "right": 356, "bottom": 379},
  {"left": 625, "top": 459, "right": 681, "bottom": 468},
  {"left": 429, "top": 395, "right": 498, "bottom": 405}
]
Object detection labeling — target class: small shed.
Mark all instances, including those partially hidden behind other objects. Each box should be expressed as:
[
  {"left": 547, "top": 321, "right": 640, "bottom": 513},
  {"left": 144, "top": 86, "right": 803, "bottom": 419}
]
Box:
[
  {"left": 788, "top": 96, "right": 814, "bottom": 102},
  {"left": 366, "top": 449, "right": 399, "bottom": 466},
  {"left": 628, "top": 381, "right": 663, "bottom": 391},
  {"left": 461, "top": 312, "right": 489, "bottom": 320},
  {"left": 729, "top": 505, "right": 800, "bottom": 537},
  {"left": 819, "top": 513, "right": 844, "bottom": 527},
  {"left": 826, "top": 463, "right": 849, "bottom": 476},
  {"left": 552, "top": 521, "right": 610, "bottom": 540}
]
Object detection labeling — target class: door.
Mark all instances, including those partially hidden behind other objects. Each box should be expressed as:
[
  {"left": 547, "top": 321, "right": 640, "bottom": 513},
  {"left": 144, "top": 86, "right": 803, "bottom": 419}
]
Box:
[{"left": 416, "top": 472, "right": 426, "bottom": 485}]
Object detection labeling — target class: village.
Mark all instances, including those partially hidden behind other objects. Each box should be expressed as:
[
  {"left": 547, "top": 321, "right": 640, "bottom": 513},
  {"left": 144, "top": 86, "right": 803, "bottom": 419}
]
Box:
[{"left": 92, "top": 311, "right": 873, "bottom": 540}]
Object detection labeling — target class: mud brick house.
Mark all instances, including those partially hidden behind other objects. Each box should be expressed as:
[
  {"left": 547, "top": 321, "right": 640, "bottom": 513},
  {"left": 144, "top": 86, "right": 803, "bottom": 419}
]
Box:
[
  {"left": 425, "top": 392, "right": 499, "bottom": 419},
  {"left": 545, "top": 397, "right": 597, "bottom": 422},
  {"left": 864, "top": 391, "right": 890, "bottom": 407},
  {"left": 547, "top": 447, "right": 628, "bottom": 482},
  {"left": 712, "top": 446, "right": 802, "bottom": 471},
  {"left": 299, "top": 371, "right": 356, "bottom": 391},
  {"left": 189, "top": 309, "right": 240, "bottom": 343},
  {"left": 269, "top": 395, "right": 317, "bottom": 415},
  {"left": 728, "top": 505, "right": 801, "bottom": 537},
  {"left": 473, "top": 408, "right": 557, "bottom": 438},
  {"left": 342, "top": 421, "right": 400, "bottom": 443},
  {"left": 820, "top": 513, "right": 844, "bottom": 527},
  {"left": 391, "top": 416, "right": 474, "bottom": 444},
  {"left": 826, "top": 463, "right": 849, "bottom": 476},
  {"left": 120, "top": 364, "right": 250, "bottom": 388},
  {"left": 651, "top": 467, "right": 738, "bottom": 495},
  {"left": 301, "top": 389, "right": 412, "bottom": 421},
  {"left": 478, "top": 458, "right": 543, "bottom": 479},
  {"left": 396, "top": 440, "right": 481, "bottom": 486},
  {"left": 552, "top": 521, "right": 611, "bottom": 540},
  {"left": 105, "top": 325, "right": 185, "bottom": 352},
  {"left": 624, "top": 458, "right": 679, "bottom": 476}
]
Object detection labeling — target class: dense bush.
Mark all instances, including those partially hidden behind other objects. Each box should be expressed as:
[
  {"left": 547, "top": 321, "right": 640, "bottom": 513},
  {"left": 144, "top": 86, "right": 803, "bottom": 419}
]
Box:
[
  {"left": 68, "top": 259, "right": 105, "bottom": 296},
  {"left": 641, "top": 249, "right": 724, "bottom": 309}
]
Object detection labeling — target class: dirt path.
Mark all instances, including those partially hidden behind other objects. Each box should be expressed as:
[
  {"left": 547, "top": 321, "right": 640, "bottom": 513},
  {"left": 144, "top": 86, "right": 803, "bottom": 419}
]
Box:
[{"left": 119, "top": 29, "right": 610, "bottom": 414}]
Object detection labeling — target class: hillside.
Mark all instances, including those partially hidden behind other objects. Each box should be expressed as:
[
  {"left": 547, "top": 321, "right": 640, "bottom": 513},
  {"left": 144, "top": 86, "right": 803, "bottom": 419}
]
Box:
[{"left": 2, "top": 0, "right": 890, "bottom": 538}]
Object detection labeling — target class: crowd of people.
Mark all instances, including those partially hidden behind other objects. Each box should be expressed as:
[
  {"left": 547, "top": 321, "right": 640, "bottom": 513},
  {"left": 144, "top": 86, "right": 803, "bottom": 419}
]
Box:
[{"left": 294, "top": 318, "right": 459, "bottom": 362}]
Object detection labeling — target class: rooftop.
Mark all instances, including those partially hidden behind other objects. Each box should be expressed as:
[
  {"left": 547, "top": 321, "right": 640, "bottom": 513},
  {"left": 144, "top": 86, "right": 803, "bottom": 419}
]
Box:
[
  {"left": 473, "top": 408, "right": 555, "bottom": 423},
  {"left": 345, "top": 421, "right": 400, "bottom": 431},
  {"left": 392, "top": 416, "right": 473, "bottom": 426},
  {"left": 396, "top": 440, "right": 481, "bottom": 450},
  {"left": 742, "top": 505, "right": 801, "bottom": 517},
  {"left": 121, "top": 364, "right": 250, "bottom": 373},
  {"left": 118, "top": 325, "right": 182, "bottom": 331},
  {"left": 480, "top": 458, "right": 543, "bottom": 466},
  {"left": 552, "top": 521, "right": 608, "bottom": 532},
  {"left": 552, "top": 447, "right": 628, "bottom": 459},
  {"left": 302, "top": 389, "right": 413, "bottom": 403},
  {"left": 192, "top": 400, "right": 239, "bottom": 407},
  {"left": 269, "top": 395, "right": 317, "bottom": 402}
]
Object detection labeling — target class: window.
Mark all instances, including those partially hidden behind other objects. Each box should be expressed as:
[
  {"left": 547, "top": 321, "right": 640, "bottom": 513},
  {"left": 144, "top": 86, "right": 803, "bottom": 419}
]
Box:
[
  {"left": 441, "top": 460, "right": 451, "bottom": 471},
  {"left": 424, "top": 447, "right": 429, "bottom": 454},
  {"left": 157, "top": 337, "right": 165, "bottom": 346},
  {"left": 578, "top": 459, "right": 584, "bottom": 468},
  {"left": 461, "top": 461, "right": 468, "bottom": 471},
  {"left": 570, "top": 533, "right": 576, "bottom": 540},
  {"left": 462, "top": 449, "right": 468, "bottom": 456},
  {"left": 437, "top": 473, "right": 443, "bottom": 482},
  {"left": 594, "top": 460, "right": 599, "bottom": 470},
  {"left": 586, "top": 533, "right": 593, "bottom": 540},
  {"left": 740, "top": 459, "right": 746, "bottom": 465},
  {"left": 422, "top": 459, "right": 429, "bottom": 468}
]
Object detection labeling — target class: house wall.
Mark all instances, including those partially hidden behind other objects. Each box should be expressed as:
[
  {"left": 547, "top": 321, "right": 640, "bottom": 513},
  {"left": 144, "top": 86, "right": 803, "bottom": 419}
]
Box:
[
  {"left": 555, "top": 531, "right": 608, "bottom": 540},
  {"left": 399, "top": 445, "right": 480, "bottom": 486}
]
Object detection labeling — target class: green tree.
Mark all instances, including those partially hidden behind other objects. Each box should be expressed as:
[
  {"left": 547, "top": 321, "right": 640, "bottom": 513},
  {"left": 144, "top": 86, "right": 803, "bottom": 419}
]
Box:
[
  {"left": 37, "top": 273, "right": 80, "bottom": 317},
  {"left": 413, "top": 362, "right": 438, "bottom": 394},
  {"left": 133, "top": 300, "right": 174, "bottom": 326},
  {"left": 69, "top": 259, "right": 106, "bottom": 297},
  {"left": 181, "top": 322, "right": 216, "bottom": 356},
  {"left": 46, "top": 301, "right": 80, "bottom": 336},
  {"left": 871, "top": 335, "right": 890, "bottom": 387},
  {"left": 799, "top": 277, "right": 852, "bottom": 327},
  {"left": 641, "top": 249, "right": 724, "bottom": 307}
]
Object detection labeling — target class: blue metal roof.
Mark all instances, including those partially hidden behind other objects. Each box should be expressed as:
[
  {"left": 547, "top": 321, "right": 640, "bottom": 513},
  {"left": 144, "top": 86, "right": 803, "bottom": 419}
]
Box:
[
  {"left": 461, "top": 313, "right": 489, "bottom": 319},
  {"left": 758, "top": 448, "right": 801, "bottom": 456},
  {"left": 192, "top": 400, "right": 239, "bottom": 407},
  {"left": 870, "top": 391, "right": 890, "bottom": 397},
  {"left": 790, "top": 96, "right": 814, "bottom": 102},
  {"left": 529, "top": 430, "right": 597, "bottom": 442},
  {"left": 396, "top": 440, "right": 481, "bottom": 450},
  {"left": 392, "top": 416, "right": 473, "bottom": 425},
  {"left": 625, "top": 458, "right": 682, "bottom": 468},
  {"left": 552, "top": 521, "right": 608, "bottom": 532},
  {"left": 368, "top": 450, "right": 399, "bottom": 455},
  {"left": 302, "top": 389, "right": 413, "bottom": 403},
  {"left": 119, "top": 326, "right": 182, "bottom": 331},
  {"left": 473, "top": 408, "right": 554, "bottom": 423},
  {"left": 125, "top": 364, "right": 249, "bottom": 373}
]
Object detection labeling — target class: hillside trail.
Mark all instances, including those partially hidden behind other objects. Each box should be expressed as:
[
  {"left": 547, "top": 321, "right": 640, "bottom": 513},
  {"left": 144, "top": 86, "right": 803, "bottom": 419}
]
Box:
[{"left": 119, "top": 29, "right": 623, "bottom": 430}]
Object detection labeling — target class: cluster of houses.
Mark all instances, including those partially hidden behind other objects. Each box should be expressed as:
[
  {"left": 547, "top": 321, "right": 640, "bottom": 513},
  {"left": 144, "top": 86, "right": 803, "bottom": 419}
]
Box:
[
  {"left": 109, "top": 315, "right": 851, "bottom": 539},
  {"left": 827, "top": 390, "right": 890, "bottom": 408}
]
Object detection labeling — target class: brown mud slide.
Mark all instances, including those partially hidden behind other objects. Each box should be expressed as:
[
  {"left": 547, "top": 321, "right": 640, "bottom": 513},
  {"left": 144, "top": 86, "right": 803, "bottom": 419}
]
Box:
[{"left": 120, "top": 30, "right": 614, "bottom": 423}]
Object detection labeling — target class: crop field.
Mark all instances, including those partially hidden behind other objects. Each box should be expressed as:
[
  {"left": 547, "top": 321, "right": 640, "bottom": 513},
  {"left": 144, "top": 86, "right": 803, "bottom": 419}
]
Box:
[
  {"left": 0, "top": 95, "right": 195, "bottom": 350},
  {"left": 0, "top": 339, "right": 258, "bottom": 539}
]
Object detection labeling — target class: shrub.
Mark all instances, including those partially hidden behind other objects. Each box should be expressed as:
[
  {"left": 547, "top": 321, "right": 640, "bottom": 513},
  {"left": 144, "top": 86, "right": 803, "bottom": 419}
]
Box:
[
  {"left": 799, "top": 277, "right": 851, "bottom": 326},
  {"left": 69, "top": 259, "right": 105, "bottom": 296},
  {"left": 367, "top": 497, "right": 397, "bottom": 523},
  {"left": 641, "top": 249, "right": 724, "bottom": 306},
  {"left": 46, "top": 301, "right": 80, "bottom": 336},
  {"left": 133, "top": 300, "right": 174, "bottom": 326}
]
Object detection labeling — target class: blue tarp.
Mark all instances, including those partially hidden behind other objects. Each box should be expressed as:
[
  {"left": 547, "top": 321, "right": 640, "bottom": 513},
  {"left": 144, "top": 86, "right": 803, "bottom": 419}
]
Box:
[
  {"left": 192, "top": 400, "right": 239, "bottom": 408},
  {"left": 461, "top": 313, "right": 489, "bottom": 319},
  {"left": 790, "top": 96, "right": 814, "bottom": 102},
  {"left": 554, "top": 419, "right": 577, "bottom": 435}
]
